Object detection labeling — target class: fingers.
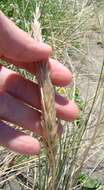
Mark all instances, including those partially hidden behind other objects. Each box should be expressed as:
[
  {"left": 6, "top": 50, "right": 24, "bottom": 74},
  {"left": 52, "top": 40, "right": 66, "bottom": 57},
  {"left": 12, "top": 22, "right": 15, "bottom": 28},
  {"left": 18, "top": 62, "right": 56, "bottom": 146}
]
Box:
[
  {"left": 0, "top": 12, "right": 72, "bottom": 86},
  {"left": 49, "top": 59, "right": 72, "bottom": 86},
  {"left": 0, "top": 11, "right": 51, "bottom": 62},
  {"left": 0, "top": 66, "right": 79, "bottom": 121},
  {"left": 1, "top": 57, "right": 72, "bottom": 87},
  {"left": 55, "top": 95, "right": 79, "bottom": 121},
  {"left": 0, "top": 66, "right": 41, "bottom": 109},
  {"left": 0, "top": 120, "right": 40, "bottom": 155},
  {"left": 0, "top": 12, "right": 72, "bottom": 87},
  {"left": 0, "top": 90, "right": 41, "bottom": 134}
]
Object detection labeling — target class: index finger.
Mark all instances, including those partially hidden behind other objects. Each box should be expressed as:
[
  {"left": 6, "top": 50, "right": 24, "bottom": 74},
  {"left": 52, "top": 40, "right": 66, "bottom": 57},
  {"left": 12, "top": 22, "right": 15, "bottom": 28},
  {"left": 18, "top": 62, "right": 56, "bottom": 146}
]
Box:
[
  {"left": 0, "top": 11, "right": 72, "bottom": 87},
  {"left": 0, "top": 11, "right": 51, "bottom": 62}
]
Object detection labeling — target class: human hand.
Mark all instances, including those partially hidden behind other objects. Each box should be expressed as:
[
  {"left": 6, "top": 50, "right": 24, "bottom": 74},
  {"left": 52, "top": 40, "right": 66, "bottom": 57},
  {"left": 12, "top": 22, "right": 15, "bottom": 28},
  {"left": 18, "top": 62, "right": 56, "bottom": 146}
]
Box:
[{"left": 0, "top": 11, "right": 79, "bottom": 155}]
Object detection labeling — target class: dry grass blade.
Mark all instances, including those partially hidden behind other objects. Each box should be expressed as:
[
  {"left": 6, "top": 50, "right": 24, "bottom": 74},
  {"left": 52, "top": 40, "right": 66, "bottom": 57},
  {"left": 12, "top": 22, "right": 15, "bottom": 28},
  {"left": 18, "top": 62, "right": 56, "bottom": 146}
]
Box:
[{"left": 31, "top": 5, "right": 58, "bottom": 187}]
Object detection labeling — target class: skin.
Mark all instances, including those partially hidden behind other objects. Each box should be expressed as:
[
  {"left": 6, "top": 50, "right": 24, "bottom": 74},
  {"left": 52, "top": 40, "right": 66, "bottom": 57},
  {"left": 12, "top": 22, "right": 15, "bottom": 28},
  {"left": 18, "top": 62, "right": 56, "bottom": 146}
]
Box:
[{"left": 0, "top": 11, "right": 79, "bottom": 155}]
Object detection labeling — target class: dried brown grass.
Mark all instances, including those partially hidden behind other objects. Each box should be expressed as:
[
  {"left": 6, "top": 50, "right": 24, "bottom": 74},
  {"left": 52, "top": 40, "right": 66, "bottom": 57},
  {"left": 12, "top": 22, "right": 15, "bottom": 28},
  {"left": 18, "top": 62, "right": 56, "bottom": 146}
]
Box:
[{"left": 32, "top": 7, "right": 59, "bottom": 189}]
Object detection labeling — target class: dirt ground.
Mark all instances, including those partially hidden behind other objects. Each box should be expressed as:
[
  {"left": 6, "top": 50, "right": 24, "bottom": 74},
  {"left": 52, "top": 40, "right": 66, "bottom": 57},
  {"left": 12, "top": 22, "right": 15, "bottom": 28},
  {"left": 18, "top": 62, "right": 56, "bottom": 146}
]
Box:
[{"left": 73, "top": 31, "right": 104, "bottom": 185}]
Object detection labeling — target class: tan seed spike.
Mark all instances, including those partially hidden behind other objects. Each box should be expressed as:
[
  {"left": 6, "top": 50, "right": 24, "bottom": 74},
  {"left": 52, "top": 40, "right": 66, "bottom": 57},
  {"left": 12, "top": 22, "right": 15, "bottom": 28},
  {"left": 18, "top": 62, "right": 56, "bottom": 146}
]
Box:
[{"left": 32, "top": 5, "right": 58, "bottom": 177}]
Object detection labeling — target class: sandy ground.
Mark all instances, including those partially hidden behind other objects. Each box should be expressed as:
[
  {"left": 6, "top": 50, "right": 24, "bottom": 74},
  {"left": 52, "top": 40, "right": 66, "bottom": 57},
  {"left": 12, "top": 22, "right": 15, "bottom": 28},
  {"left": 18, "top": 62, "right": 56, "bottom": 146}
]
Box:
[{"left": 73, "top": 31, "right": 104, "bottom": 185}]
